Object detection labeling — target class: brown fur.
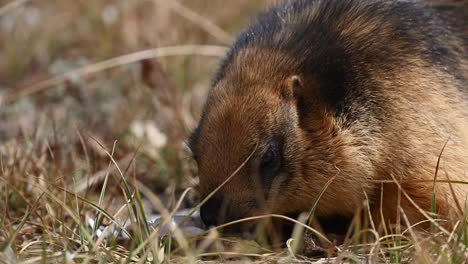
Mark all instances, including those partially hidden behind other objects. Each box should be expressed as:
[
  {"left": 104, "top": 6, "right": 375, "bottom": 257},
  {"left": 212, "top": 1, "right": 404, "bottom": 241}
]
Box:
[{"left": 190, "top": 0, "right": 468, "bottom": 232}]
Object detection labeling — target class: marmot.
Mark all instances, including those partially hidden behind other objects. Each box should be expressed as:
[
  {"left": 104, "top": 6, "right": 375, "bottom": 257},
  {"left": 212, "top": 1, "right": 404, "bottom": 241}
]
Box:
[{"left": 189, "top": 0, "right": 468, "bottom": 233}]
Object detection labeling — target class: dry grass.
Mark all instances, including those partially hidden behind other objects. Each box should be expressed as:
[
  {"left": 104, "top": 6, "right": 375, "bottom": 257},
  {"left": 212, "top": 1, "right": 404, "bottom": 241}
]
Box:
[{"left": 0, "top": 0, "right": 467, "bottom": 263}]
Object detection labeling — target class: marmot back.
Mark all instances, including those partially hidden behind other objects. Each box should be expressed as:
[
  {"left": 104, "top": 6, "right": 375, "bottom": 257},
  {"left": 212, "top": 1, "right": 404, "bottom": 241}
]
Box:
[{"left": 190, "top": 0, "right": 468, "bottom": 231}]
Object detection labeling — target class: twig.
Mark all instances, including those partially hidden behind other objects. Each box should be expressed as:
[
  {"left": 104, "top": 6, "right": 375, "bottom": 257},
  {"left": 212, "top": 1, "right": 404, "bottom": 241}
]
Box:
[
  {"left": 0, "top": 0, "right": 30, "bottom": 17},
  {"left": 4, "top": 45, "right": 228, "bottom": 104},
  {"left": 151, "top": 0, "right": 233, "bottom": 44}
]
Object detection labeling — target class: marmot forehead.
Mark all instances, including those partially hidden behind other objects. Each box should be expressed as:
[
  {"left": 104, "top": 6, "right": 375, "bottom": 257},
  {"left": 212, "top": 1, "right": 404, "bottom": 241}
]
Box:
[{"left": 189, "top": 84, "right": 285, "bottom": 159}]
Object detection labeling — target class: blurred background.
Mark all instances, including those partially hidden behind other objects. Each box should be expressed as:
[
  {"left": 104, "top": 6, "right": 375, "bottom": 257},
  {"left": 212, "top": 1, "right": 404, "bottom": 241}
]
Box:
[
  {"left": 0, "top": 0, "right": 273, "bottom": 213},
  {"left": 3, "top": 2, "right": 467, "bottom": 263}
]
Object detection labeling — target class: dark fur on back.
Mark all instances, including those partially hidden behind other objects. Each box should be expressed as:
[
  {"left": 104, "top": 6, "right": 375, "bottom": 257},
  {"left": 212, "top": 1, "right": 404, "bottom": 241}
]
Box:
[
  {"left": 214, "top": 0, "right": 466, "bottom": 115},
  {"left": 215, "top": 0, "right": 467, "bottom": 82}
]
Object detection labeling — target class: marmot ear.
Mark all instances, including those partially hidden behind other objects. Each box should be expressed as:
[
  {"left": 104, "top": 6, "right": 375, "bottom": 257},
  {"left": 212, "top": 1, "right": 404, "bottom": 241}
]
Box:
[
  {"left": 284, "top": 75, "right": 321, "bottom": 130},
  {"left": 283, "top": 75, "right": 303, "bottom": 99}
]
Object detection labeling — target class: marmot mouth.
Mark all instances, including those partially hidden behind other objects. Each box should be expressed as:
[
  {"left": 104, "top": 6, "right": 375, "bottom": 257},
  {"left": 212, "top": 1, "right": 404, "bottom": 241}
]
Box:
[{"left": 317, "top": 214, "right": 353, "bottom": 236}]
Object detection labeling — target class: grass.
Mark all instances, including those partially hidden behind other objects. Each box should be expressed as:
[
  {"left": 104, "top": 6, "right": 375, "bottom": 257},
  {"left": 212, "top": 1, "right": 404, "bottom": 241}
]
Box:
[{"left": 0, "top": 0, "right": 467, "bottom": 263}]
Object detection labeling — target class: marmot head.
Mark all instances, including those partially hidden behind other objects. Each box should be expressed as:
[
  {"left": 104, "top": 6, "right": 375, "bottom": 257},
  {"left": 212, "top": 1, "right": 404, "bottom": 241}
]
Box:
[
  {"left": 187, "top": 0, "right": 468, "bottom": 233},
  {"left": 189, "top": 50, "right": 366, "bottom": 229}
]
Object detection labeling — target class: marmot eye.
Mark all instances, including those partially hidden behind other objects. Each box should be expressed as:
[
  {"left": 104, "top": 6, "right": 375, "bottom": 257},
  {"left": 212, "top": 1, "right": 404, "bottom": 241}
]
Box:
[{"left": 259, "top": 143, "right": 282, "bottom": 180}]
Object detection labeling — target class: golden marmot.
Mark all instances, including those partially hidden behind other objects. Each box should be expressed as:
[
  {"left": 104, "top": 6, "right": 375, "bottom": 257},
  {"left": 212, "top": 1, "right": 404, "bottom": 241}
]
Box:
[{"left": 189, "top": 0, "right": 468, "bottom": 233}]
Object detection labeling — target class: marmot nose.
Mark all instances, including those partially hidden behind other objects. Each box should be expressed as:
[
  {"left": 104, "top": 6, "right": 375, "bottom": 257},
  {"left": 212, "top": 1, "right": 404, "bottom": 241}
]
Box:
[{"left": 200, "top": 196, "right": 223, "bottom": 227}]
